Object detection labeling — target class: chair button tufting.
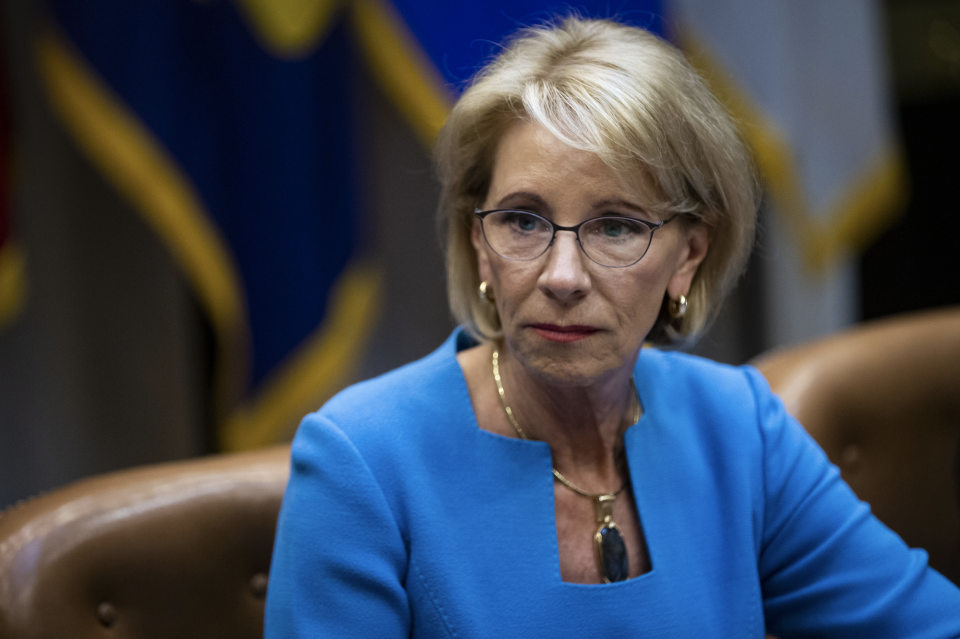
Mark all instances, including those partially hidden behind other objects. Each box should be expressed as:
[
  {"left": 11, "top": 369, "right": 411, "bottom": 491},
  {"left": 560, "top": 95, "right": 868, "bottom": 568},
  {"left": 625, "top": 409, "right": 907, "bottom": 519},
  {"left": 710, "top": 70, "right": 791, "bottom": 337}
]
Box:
[
  {"left": 840, "top": 444, "right": 861, "bottom": 470},
  {"left": 97, "top": 602, "right": 118, "bottom": 628},
  {"left": 250, "top": 572, "right": 269, "bottom": 598}
]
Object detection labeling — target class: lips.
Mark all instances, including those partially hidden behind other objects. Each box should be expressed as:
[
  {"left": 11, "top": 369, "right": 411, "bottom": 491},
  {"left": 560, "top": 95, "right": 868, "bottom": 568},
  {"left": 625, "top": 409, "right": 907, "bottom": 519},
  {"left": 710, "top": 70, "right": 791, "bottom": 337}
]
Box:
[{"left": 529, "top": 324, "right": 600, "bottom": 343}]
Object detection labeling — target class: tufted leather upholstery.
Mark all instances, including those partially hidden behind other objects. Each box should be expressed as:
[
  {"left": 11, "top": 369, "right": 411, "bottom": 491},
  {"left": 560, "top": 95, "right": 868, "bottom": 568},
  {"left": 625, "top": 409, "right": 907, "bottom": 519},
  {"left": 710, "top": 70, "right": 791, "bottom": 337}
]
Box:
[
  {"left": 0, "top": 444, "right": 290, "bottom": 639},
  {"left": 755, "top": 306, "right": 960, "bottom": 585},
  {"left": 1, "top": 309, "right": 957, "bottom": 638}
]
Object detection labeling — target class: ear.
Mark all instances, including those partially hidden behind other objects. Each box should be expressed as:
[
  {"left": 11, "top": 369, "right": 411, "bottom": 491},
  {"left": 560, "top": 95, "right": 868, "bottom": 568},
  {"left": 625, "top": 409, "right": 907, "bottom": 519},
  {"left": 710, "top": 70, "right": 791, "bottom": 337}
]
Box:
[
  {"left": 666, "top": 222, "right": 709, "bottom": 299},
  {"left": 472, "top": 217, "right": 493, "bottom": 285}
]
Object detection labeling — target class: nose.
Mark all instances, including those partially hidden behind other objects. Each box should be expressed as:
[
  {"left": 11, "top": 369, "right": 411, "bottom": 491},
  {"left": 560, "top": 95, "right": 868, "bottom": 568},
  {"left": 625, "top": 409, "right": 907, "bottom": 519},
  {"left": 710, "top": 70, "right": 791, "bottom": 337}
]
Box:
[{"left": 538, "top": 230, "right": 591, "bottom": 302}]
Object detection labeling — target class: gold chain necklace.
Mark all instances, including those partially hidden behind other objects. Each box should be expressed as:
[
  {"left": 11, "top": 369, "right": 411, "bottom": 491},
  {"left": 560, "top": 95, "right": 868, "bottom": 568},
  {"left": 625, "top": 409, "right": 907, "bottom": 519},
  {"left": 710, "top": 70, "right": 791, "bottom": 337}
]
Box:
[{"left": 491, "top": 347, "right": 638, "bottom": 583}]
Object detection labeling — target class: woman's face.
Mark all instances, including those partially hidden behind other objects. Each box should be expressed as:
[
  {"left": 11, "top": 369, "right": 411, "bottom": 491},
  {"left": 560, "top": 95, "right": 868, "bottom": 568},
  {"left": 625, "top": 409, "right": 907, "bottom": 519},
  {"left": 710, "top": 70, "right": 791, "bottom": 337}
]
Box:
[{"left": 473, "top": 120, "right": 709, "bottom": 387}]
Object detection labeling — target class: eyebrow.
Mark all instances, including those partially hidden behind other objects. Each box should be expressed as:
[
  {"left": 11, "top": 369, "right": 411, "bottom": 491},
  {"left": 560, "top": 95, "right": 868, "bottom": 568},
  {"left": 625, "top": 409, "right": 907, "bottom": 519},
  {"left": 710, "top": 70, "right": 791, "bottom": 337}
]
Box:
[
  {"left": 494, "top": 191, "right": 549, "bottom": 210},
  {"left": 592, "top": 198, "right": 648, "bottom": 216},
  {"left": 496, "top": 193, "right": 645, "bottom": 210}
]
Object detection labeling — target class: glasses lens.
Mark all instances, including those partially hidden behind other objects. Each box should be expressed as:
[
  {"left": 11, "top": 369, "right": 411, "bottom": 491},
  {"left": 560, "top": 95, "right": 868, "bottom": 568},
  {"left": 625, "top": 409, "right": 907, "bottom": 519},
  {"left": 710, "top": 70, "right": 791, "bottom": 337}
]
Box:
[
  {"left": 580, "top": 217, "right": 653, "bottom": 267},
  {"left": 482, "top": 210, "right": 553, "bottom": 260}
]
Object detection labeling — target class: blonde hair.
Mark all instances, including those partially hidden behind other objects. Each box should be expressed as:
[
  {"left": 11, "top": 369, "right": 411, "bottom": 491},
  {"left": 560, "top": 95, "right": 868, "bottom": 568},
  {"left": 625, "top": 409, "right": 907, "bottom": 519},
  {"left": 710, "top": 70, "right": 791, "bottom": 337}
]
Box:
[{"left": 436, "top": 16, "right": 758, "bottom": 346}]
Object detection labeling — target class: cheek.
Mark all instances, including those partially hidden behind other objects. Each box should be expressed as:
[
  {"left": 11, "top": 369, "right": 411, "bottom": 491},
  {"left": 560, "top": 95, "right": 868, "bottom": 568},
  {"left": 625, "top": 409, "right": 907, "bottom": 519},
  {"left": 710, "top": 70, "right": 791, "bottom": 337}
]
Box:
[
  {"left": 608, "top": 269, "right": 670, "bottom": 328},
  {"left": 490, "top": 261, "right": 541, "bottom": 315}
]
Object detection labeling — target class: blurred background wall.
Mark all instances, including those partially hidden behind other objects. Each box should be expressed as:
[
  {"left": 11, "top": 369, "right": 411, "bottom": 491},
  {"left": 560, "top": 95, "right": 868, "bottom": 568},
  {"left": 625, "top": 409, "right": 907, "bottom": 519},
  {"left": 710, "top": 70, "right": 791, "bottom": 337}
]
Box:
[{"left": 0, "top": 0, "right": 957, "bottom": 509}]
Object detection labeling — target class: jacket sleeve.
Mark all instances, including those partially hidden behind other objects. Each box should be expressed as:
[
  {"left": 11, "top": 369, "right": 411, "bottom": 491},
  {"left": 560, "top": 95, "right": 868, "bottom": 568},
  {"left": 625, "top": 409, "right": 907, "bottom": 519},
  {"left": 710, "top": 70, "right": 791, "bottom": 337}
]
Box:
[
  {"left": 264, "top": 412, "right": 410, "bottom": 638},
  {"left": 748, "top": 367, "right": 960, "bottom": 638}
]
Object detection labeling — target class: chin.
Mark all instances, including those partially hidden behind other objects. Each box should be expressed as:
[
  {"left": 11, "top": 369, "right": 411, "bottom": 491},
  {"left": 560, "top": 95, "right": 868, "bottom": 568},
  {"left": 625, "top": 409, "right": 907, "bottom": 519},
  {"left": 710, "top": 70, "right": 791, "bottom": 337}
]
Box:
[{"left": 506, "top": 330, "right": 633, "bottom": 388}]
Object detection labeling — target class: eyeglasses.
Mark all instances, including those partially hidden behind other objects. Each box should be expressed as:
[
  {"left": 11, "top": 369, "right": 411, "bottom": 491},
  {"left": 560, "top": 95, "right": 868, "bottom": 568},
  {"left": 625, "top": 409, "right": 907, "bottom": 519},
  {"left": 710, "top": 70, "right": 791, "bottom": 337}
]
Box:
[{"left": 474, "top": 208, "right": 676, "bottom": 268}]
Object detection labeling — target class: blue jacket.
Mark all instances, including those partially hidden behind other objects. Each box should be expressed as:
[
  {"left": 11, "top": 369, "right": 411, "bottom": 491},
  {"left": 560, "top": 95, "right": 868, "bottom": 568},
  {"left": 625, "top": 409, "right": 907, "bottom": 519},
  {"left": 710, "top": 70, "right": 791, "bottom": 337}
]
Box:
[{"left": 266, "top": 330, "right": 960, "bottom": 637}]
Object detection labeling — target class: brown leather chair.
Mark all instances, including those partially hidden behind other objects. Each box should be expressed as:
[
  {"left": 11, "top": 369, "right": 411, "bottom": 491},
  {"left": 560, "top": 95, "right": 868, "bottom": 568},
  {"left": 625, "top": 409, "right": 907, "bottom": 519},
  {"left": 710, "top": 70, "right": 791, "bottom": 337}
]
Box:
[
  {"left": 2, "top": 309, "right": 957, "bottom": 638},
  {"left": 0, "top": 444, "right": 290, "bottom": 639},
  {"left": 755, "top": 306, "right": 960, "bottom": 585}
]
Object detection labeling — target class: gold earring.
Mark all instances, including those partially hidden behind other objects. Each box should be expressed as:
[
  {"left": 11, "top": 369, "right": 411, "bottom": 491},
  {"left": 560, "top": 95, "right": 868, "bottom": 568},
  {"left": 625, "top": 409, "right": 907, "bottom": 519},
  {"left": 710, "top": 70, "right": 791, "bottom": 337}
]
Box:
[
  {"left": 479, "top": 281, "right": 495, "bottom": 303},
  {"left": 668, "top": 294, "right": 687, "bottom": 319}
]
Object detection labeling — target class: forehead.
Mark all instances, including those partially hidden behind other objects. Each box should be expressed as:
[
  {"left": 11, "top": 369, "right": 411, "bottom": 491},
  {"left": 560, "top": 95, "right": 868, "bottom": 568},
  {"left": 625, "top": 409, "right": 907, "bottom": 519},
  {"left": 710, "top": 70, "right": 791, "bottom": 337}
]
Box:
[{"left": 486, "top": 120, "right": 658, "bottom": 209}]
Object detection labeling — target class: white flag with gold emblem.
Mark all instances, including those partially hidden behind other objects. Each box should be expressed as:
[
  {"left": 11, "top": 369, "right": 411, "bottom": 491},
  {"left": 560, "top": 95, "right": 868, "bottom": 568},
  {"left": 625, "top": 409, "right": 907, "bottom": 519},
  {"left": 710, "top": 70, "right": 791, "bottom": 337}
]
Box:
[{"left": 670, "top": 0, "right": 902, "bottom": 345}]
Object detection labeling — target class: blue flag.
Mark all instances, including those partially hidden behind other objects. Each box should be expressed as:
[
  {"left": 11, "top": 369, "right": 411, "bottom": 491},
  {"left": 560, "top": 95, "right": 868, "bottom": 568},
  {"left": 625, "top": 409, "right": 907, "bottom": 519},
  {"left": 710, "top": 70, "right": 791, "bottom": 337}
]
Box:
[{"left": 38, "top": 0, "right": 663, "bottom": 450}]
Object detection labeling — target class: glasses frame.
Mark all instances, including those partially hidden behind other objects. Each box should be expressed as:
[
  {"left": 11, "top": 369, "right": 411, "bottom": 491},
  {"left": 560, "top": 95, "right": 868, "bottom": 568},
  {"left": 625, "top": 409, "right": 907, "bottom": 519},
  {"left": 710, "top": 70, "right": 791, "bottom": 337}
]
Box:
[{"left": 474, "top": 208, "right": 676, "bottom": 268}]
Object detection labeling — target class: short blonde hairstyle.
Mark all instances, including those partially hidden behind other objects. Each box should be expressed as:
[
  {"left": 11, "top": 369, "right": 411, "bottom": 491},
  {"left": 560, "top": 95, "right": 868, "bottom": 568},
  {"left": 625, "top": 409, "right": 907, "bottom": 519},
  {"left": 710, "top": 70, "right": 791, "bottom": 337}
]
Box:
[{"left": 436, "top": 16, "right": 758, "bottom": 346}]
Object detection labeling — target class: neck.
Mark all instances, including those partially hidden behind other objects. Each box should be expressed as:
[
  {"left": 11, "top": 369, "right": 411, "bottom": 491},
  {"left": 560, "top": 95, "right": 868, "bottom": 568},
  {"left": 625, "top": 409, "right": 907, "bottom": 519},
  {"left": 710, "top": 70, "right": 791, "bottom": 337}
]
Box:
[{"left": 493, "top": 342, "right": 640, "bottom": 491}]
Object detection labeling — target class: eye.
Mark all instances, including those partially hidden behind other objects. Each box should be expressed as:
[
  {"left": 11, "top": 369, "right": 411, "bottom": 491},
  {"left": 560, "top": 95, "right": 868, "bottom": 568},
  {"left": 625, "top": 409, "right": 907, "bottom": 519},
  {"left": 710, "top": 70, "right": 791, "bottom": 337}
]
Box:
[
  {"left": 602, "top": 220, "right": 626, "bottom": 237},
  {"left": 517, "top": 214, "right": 539, "bottom": 231},
  {"left": 502, "top": 211, "right": 545, "bottom": 232},
  {"left": 595, "top": 218, "right": 643, "bottom": 238}
]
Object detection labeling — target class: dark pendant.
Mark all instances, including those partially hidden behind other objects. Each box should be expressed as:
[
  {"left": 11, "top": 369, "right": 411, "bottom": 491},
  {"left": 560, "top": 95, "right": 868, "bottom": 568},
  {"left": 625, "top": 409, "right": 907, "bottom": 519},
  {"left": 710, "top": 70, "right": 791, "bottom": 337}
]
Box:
[
  {"left": 595, "top": 522, "right": 629, "bottom": 583},
  {"left": 593, "top": 494, "right": 628, "bottom": 583}
]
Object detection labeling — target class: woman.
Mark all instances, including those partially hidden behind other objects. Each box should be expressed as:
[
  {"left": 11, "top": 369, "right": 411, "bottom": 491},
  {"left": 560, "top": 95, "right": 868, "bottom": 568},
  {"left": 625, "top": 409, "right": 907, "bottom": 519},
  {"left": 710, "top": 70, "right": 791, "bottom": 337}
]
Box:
[{"left": 265, "top": 17, "right": 960, "bottom": 637}]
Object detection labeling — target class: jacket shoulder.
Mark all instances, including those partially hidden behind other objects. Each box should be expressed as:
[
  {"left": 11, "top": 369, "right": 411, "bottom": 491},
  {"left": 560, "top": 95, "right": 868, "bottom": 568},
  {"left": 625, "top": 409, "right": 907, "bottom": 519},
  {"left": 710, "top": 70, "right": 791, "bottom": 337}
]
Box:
[{"left": 296, "top": 333, "right": 467, "bottom": 455}]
